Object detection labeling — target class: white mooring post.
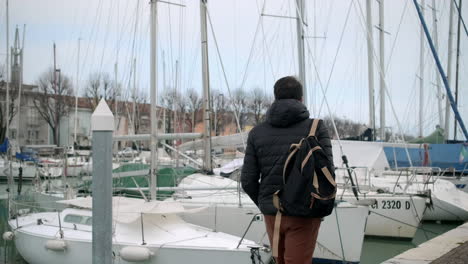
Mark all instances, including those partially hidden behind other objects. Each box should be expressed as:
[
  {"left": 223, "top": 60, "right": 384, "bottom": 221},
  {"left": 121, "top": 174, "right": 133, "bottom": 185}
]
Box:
[{"left": 91, "top": 99, "right": 114, "bottom": 264}]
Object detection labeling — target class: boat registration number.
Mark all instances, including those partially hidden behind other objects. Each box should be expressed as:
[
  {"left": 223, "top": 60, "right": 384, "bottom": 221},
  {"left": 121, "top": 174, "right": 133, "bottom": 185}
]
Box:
[{"left": 371, "top": 200, "right": 411, "bottom": 210}]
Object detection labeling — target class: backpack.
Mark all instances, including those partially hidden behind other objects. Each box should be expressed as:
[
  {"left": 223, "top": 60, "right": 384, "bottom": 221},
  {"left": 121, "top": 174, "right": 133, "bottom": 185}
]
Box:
[{"left": 271, "top": 118, "right": 337, "bottom": 257}]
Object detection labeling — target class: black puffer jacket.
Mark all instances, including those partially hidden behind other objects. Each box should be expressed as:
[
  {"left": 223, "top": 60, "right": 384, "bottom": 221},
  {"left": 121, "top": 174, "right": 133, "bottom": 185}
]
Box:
[{"left": 241, "top": 99, "right": 333, "bottom": 215}]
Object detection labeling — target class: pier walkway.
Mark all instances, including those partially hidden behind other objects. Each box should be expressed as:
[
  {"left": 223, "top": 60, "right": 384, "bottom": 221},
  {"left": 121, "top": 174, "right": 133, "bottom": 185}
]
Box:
[
  {"left": 382, "top": 222, "right": 468, "bottom": 264},
  {"left": 431, "top": 241, "right": 468, "bottom": 264}
]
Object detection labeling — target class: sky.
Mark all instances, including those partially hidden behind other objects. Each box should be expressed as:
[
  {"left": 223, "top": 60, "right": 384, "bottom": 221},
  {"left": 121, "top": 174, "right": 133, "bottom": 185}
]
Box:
[{"left": 0, "top": 0, "right": 467, "bottom": 140}]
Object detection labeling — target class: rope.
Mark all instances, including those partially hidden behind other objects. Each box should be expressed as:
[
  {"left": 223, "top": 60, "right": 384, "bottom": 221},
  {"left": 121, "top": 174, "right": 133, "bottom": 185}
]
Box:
[
  {"left": 453, "top": 0, "right": 468, "bottom": 36},
  {"left": 255, "top": 0, "right": 276, "bottom": 79},
  {"left": 333, "top": 204, "right": 346, "bottom": 262},
  {"left": 317, "top": 0, "right": 354, "bottom": 117},
  {"left": 431, "top": 201, "right": 465, "bottom": 221},
  {"left": 410, "top": 195, "right": 430, "bottom": 240},
  {"left": 3, "top": 237, "right": 7, "bottom": 264},
  {"left": 368, "top": 210, "right": 438, "bottom": 235},
  {"left": 385, "top": 0, "right": 410, "bottom": 72},
  {"left": 250, "top": 247, "right": 265, "bottom": 264},
  {"left": 205, "top": 6, "right": 248, "bottom": 150}
]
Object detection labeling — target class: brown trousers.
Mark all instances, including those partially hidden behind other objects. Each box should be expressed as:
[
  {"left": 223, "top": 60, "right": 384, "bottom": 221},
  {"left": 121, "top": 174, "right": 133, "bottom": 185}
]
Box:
[{"left": 265, "top": 215, "right": 321, "bottom": 264}]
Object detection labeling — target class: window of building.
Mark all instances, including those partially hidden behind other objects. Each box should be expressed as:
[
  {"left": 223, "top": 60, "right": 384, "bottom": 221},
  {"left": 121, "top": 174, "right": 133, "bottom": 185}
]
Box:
[{"left": 28, "top": 108, "right": 39, "bottom": 126}]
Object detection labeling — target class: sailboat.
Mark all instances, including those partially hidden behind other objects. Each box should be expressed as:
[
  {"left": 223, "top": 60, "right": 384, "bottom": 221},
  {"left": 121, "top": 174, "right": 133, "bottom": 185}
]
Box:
[{"left": 8, "top": 196, "right": 270, "bottom": 264}]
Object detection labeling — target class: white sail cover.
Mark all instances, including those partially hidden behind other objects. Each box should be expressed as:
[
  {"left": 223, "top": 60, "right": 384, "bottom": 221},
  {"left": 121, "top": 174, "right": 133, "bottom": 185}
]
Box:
[
  {"left": 213, "top": 158, "right": 244, "bottom": 175},
  {"left": 57, "top": 196, "right": 207, "bottom": 223},
  {"left": 332, "top": 140, "right": 390, "bottom": 170}
]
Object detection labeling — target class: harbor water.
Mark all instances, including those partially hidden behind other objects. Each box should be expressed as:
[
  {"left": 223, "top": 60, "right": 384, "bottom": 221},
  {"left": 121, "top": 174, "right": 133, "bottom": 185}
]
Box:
[{"left": 0, "top": 182, "right": 462, "bottom": 264}]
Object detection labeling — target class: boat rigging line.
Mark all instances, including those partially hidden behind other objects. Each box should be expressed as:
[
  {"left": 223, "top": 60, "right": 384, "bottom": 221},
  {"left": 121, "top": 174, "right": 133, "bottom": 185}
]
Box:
[
  {"left": 413, "top": 0, "right": 468, "bottom": 141},
  {"left": 353, "top": 0, "right": 414, "bottom": 166},
  {"left": 205, "top": 6, "right": 249, "bottom": 150},
  {"left": 453, "top": 0, "right": 468, "bottom": 36},
  {"left": 316, "top": 0, "right": 354, "bottom": 117}
]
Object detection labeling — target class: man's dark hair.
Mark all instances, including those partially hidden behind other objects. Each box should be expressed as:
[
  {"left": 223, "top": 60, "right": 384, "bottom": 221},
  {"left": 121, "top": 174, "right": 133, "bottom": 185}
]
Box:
[{"left": 274, "top": 76, "right": 303, "bottom": 100}]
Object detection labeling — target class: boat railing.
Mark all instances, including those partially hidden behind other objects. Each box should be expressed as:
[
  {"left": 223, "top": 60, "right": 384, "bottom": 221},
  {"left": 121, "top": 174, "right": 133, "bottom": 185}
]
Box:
[
  {"left": 8, "top": 199, "right": 143, "bottom": 241},
  {"left": 460, "top": 163, "right": 468, "bottom": 178},
  {"left": 236, "top": 213, "right": 263, "bottom": 249},
  {"left": 380, "top": 167, "right": 443, "bottom": 194},
  {"left": 8, "top": 198, "right": 69, "bottom": 230},
  {"left": 335, "top": 166, "right": 371, "bottom": 197}
]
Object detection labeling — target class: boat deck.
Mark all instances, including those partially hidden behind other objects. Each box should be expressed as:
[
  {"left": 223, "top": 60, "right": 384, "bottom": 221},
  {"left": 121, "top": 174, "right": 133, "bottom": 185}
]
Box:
[{"left": 382, "top": 222, "right": 468, "bottom": 264}]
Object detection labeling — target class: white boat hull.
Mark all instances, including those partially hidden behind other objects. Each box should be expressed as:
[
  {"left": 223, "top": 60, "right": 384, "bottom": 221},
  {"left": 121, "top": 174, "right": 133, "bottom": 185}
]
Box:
[
  {"left": 179, "top": 201, "right": 368, "bottom": 264},
  {"left": 9, "top": 204, "right": 271, "bottom": 264},
  {"left": 439, "top": 176, "right": 468, "bottom": 193},
  {"left": 341, "top": 193, "right": 427, "bottom": 239},
  {"left": 64, "top": 165, "right": 84, "bottom": 177},
  {"left": 13, "top": 230, "right": 268, "bottom": 264},
  {"left": 421, "top": 180, "right": 468, "bottom": 221},
  {"left": 0, "top": 163, "right": 37, "bottom": 179},
  {"left": 373, "top": 176, "right": 468, "bottom": 221}
]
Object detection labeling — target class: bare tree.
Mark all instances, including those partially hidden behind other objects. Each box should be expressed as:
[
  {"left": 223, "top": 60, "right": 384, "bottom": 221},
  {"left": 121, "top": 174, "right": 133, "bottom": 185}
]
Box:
[
  {"left": 0, "top": 64, "right": 20, "bottom": 143},
  {"left": 84, "top": 72, "right": 114, "bottom": 111},
  {"left": 126, "top": 87, "right": 149, "bottom": 135},
  {"left": 248, "top": 88, "right": 272, "bottom": 125},
  {"left": 33, "top": 68, "right": 74, "bottom": 145},
  {"left": 230, "top": 88, "right": 249, "bottom": 131},
  {"left": 0, "top": 64, "right": 4, "bottom": 79},
  {"left": 323, "top": 116, "right": 367, "bottom": 139},
  {"left": 211, "top": 89, "right": 228, "bottom": 136},
  {"left": 186, "top": 89, "right": 202, "bottom": 133},
  {"left": 175, "top": 92, "right": 188, "bottom": 133},
  {"left": 160, "top": 88, "right": 179, "bottom": 134}
]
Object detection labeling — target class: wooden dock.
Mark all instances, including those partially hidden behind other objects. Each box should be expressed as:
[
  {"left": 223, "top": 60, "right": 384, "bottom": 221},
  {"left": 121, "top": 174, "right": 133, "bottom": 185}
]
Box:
[{"left": 382, "top": 222, "right": 468, "bottom": 264}]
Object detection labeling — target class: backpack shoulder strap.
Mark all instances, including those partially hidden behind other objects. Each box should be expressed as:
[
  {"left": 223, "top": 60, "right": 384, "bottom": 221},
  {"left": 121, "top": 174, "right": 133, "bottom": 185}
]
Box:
[{"left": 308, "top": 118, "right": 321, "bottom": 137}]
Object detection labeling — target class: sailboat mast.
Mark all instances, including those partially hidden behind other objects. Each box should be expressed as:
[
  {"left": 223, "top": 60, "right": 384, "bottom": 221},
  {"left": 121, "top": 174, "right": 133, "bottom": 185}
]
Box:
[
  {"left": 454, "top": 0, "right": 462, "bottom": 140},
  {"left": 419, "top": 0, "right": 425, "bottom": 138},
  {"left": 5, "top": 0, "right": 10, "bottom": 141},
  {"left": 74, "top": 38, "right": 81, "bottom": 145},
  {"left": 150, "top": 0, "right": 159, "bottom": 200},
  {"left": 378, "top": 0, "right": 386, "bottom": 141},
  {"left": 53, "top": 43, "right": 58, "bottom": 145},
  {"left": 365, "top": 0, "right": 375, "bottom": 139},
  {"left": 200, "top": 0, "right": 212, "bottom": 173},
  {"left": 431, "top": 0, "right": 443, "bottom": 127},
  {"left": 14, "top": 26, "right": 24, "bottom": 146},
  {"left": 444, "top": 0, "right": 455, "bottom": 140},
  {"left": 114, "top": 63, "right": 118, "bottom": 128},
  {"left": 132, "top": 58, "right": 136, "bottom": 135},
  {"left": 296, "top": 0, "right": 307, "bottom": 107}
]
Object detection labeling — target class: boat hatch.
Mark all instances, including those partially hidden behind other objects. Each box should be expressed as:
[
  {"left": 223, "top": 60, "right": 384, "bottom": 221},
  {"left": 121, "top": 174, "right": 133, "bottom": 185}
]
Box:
[{"left": 64, "top": 214, "right": 92, "bottom": 225}]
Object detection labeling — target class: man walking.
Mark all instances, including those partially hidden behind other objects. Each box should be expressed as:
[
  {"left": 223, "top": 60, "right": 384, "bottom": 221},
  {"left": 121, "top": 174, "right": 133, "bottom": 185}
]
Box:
[{"left": 241, "top": 76, "right": 333, "bottom": 264}]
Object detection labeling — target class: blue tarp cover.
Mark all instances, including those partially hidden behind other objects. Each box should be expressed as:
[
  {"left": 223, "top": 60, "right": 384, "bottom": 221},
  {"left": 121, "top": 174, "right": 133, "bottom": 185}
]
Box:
[
  {"left": 0, "top": 138, "right": 9, "bottom": 153},
  {"left": 384, "top": 143, "right": 468, "bottom": 172},
  {"left": 15, "top": 152, "right": 36, "bottom": 162}
]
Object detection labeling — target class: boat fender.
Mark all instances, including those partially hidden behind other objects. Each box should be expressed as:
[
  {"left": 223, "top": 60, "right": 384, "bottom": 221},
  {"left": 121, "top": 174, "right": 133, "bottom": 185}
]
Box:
[
  {"left": 119, "top": 246, "right": 154, "bottom": 262},
  {"left": 2, "top": 231, "right": 14, "bottom": 241},
  {"left": 45, "top": 239, "right": 67, "bottom": 251}
]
